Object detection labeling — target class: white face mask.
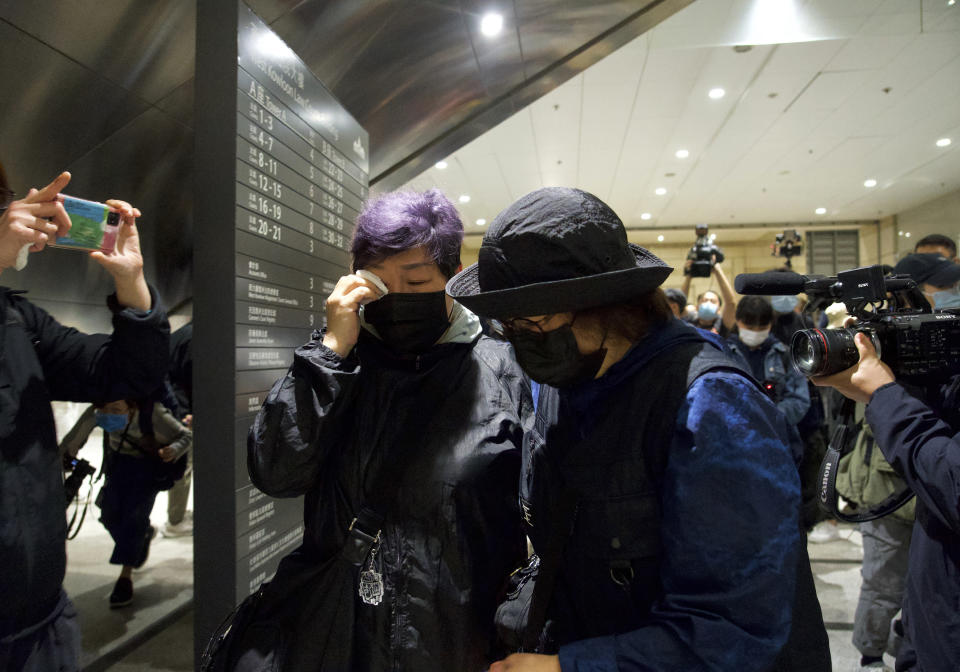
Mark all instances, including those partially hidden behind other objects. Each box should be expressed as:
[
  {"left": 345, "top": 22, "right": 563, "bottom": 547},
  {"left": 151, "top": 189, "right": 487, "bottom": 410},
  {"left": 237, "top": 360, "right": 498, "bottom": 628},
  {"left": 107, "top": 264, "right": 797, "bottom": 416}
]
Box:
[{"left": 739, "top": 327, "right": 770, "bottom": 348}]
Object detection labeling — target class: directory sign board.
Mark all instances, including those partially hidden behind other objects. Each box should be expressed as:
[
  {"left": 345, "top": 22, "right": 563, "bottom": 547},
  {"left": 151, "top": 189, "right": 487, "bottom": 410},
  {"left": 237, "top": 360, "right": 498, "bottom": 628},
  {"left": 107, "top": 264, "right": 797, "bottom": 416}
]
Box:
[{"left": 195, "top": 0, "right": 367, "bottom": 656}]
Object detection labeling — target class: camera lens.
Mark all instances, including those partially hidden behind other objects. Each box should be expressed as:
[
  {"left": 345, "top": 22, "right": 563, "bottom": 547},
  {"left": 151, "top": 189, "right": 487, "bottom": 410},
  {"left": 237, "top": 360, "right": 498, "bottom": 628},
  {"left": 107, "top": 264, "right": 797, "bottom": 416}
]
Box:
[{"left": 790, "top": 328, "right": 861, "bottom": 376}]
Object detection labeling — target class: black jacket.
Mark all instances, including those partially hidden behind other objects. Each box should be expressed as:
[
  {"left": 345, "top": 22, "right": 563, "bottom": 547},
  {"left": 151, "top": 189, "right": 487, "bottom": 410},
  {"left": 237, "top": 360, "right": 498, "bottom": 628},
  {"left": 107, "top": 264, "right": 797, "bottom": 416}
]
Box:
[
  {"left": 248, "top": 329, "right": 532, "bottom": 671},
  {"left": 0, "top": 286, "right": 169, "bottom": 637},
  {"left": 866, "top": 377, "right": 960, "bottom": 671}
]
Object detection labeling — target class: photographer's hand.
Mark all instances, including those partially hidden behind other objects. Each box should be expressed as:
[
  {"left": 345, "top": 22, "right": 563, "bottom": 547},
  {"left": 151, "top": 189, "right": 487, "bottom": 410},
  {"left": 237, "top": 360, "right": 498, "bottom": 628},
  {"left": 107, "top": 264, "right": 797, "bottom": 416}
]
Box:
[
  {"left": 811, "top": 332, "right": 895, "bottom": 403},
  {"left": 0, "top": 172, "right": 72, "bottom": 273},
  {"left": 90, "top": 199, "right": 151, "bottom": 311},
  {"left": 712, "top": 261, "right": 737, "bottom": 329}
]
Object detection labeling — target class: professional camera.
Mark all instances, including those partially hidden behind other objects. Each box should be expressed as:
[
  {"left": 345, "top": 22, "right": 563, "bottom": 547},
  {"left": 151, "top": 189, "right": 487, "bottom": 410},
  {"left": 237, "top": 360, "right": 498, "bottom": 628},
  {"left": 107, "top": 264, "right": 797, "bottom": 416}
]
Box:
[
  {"left": 734, "top": 264, "right": 960, "bottom": 378},
  {"left": 684, "top": 224, "right": 724, "bottom": 278},
  {"left": 63, "top": 456, "right": 96, "bottom": 507},
  {"left": 772, "top": 229, "right": 803, "bottom": 268}
]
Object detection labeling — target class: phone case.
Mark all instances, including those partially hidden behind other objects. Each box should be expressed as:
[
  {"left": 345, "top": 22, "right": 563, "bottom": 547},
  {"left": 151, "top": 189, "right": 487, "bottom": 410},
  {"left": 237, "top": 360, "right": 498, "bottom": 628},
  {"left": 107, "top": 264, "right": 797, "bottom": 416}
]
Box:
[{"left": 52, "top": 195, "right": 120, "bottom": 253}]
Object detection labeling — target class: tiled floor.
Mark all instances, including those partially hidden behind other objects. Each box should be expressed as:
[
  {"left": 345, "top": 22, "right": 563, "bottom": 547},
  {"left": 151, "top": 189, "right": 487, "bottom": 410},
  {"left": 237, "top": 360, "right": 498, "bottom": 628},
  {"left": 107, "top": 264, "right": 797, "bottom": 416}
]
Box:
[{"left": 71, "top": 516, "right": 893, "bottom": 671}]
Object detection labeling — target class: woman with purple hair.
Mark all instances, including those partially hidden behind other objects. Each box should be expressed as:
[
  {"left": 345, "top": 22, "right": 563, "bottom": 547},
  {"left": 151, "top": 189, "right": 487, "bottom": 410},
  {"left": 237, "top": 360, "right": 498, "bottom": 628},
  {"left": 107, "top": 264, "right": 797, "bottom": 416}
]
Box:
[{"left": 248, "top": 189, "right": 532, "bottom": 670}]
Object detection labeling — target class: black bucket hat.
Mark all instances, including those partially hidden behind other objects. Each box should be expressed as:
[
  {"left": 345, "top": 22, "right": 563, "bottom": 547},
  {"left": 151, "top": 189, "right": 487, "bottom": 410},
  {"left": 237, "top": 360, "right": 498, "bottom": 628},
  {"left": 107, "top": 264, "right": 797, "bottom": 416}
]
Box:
[{"left": 446, "top": 187, "right": 672, "bottom": 318}]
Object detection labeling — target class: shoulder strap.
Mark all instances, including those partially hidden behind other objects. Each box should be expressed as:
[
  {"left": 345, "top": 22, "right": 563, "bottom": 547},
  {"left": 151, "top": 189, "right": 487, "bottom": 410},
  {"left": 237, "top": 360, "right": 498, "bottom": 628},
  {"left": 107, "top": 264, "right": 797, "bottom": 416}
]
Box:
[
  {"left": 341, "top": 355, "right": 466, "bottom": 564},
  {"left": 818, "top": 399, "right": 914, "bottom": 522}
]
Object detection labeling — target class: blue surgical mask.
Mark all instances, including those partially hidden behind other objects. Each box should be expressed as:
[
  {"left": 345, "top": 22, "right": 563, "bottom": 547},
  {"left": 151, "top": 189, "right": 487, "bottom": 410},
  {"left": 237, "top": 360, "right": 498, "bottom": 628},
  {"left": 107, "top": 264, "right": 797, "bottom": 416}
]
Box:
[
  {"left": 771, "top": 295, "right": 799, "bottom": 313},
  {"left": 95, "top": 412, "right": 128, "bottom": 433},
  {"left": 931, "top": 286, "right": 960, "bottom": 310},
  {"left": 697, "top": 302, "right": 719, "bottom": 321}
]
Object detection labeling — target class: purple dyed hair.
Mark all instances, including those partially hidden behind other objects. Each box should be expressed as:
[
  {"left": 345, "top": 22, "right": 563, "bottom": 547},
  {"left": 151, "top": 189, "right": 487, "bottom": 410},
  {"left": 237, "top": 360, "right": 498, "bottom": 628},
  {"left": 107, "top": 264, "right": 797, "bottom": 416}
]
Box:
[{"left": 351, "top": 189, "right": 464, "bottom": 278}]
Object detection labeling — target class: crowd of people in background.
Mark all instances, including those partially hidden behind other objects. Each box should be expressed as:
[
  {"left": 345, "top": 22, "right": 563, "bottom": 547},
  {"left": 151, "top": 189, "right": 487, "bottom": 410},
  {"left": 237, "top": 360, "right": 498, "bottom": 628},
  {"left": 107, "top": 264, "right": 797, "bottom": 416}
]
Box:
[{"left": 2, "top": 156, "right": 958, "bottom": 672}]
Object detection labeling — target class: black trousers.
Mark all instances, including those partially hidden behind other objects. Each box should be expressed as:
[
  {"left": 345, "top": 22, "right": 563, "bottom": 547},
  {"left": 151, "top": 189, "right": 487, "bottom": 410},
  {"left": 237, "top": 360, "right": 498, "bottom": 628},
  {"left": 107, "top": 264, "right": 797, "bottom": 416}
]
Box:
[{"left": 99, "top": 452, "right": 160, "bottom": 566}]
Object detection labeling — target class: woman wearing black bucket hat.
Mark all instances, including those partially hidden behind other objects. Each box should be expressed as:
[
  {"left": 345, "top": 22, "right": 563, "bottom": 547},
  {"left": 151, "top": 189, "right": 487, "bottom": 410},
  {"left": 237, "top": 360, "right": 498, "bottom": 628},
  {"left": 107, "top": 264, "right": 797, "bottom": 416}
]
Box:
[{"left": 448, "top": 187, "right": 803, "bottom": 672}]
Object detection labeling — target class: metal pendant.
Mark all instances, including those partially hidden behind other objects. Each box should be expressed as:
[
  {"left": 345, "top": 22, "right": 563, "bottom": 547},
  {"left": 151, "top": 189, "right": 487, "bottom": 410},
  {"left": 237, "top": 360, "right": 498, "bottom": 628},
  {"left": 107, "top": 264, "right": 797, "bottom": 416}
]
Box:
[{"left": 359, "top": 568, "right": 384, "bottom": 605}]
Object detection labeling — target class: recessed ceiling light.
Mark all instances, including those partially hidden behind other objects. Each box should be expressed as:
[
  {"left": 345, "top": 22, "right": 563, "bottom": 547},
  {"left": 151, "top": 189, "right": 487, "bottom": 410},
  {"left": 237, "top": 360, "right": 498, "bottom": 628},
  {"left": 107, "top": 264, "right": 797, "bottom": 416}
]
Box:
[
  {"left": 949, "top": 0, "right": 956, "bottom": 7},
  {"left": 657, "top": 235, "right": 665, "bottom": 242},
  {"left": 476, "top": 218, "right": 486, "bottom": 226},
  {"left": 655, "top": 187, "right": 667, "bottom": 196},
  {"left": 905, "top": 232, "right": 912, "bottom": 238},
  {"left": 936, "top": 137, "right": 952, "bottom": 147},
  {"left": 708, "top": 87, "right": 726, "bottom": 99},
  {"left": 459, "top": 194, "right": 471, "bottom": 203},
  {"left": 864, "top": 178, "right": 877, "bottom": 188},
  {"left": 640, "top": 212, "right": 652, "bottom": 220},
  {"left": 815, "top": 207, "right": 826, "bottom": 215},
  {"left": 899, "top": 231, "right": 904, "bottom": 236},
  {"left": 675, "top": 149, "right": 689, "bottom": 159},
  {"left": 480, "top": 12, "right": 504, "bottom": 37},
  {"left": 435, "top": 160, "right": 448, "bottom": 170}
]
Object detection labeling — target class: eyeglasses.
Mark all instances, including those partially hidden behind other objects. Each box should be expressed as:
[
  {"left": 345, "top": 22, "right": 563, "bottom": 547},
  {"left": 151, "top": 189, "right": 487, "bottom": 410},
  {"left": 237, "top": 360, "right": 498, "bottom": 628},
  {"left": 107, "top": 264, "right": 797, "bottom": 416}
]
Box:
[
  {"left": 489, "top": 316, "right": 557, "bottom": 338},
  {"left": 0, "top": 187, "right": 13, "bottom": 210}
]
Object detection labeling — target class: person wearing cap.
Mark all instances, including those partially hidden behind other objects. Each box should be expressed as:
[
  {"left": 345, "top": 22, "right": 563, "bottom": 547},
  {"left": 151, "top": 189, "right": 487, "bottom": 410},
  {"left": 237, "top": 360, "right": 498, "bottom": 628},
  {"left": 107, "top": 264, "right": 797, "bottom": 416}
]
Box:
[
  {"left": 913, "top": 233, "right": 957, "bottom": 263},
  {"left": 448, "top": 187, "right": 802, "bottom": 672},
  {"left": 247, "top": 189, "right": 531, "bottom": 670},
  {"left": 894, "top": 252, "right": 960, "bottom": 310},
  {"left": 810, "top": 252, "right": 960, "bottom": 671}
]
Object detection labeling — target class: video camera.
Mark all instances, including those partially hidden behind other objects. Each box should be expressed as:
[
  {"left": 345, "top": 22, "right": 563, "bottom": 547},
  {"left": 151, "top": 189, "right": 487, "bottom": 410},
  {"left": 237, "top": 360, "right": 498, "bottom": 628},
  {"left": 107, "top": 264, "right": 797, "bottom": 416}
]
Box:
[
  {"left": 772, "top": 229, "right": 802, "bottom": 268},
  {"left": 684, "top": 224, "right": 724, "bottom": 278},
  {"left": 735, "top": 264, "right": 960, "bottom": 379}
]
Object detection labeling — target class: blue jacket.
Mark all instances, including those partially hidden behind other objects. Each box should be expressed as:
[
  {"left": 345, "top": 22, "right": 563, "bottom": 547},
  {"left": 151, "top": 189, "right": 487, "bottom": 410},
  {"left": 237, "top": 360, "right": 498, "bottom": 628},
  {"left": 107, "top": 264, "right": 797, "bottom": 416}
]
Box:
[
  {"left": 527, "top": 320, "right": 801, "bottom": 671},
  {"left": 865, "top": 378, "right": 960, "bottom": 672}
]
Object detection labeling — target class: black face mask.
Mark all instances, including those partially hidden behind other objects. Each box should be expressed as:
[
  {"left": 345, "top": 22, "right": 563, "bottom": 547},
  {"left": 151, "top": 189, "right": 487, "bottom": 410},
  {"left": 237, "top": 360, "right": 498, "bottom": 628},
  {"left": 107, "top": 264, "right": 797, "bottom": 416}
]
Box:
[
  {"left": 362, "top": 290, "right": 450, "bottom": 354},
  {"left": 508, "top": 323, "right": 606, "bottom": 387}
]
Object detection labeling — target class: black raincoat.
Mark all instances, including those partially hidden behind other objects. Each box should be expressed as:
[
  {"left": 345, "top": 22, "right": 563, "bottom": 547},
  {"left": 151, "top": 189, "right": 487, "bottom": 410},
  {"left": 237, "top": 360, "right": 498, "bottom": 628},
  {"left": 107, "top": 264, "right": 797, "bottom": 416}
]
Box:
[
  {"left": 248, "top": 328, "right": 532, "bottom": 671},
  {"left": 0, "top": 287, "right": 169, "bottom": 639}
]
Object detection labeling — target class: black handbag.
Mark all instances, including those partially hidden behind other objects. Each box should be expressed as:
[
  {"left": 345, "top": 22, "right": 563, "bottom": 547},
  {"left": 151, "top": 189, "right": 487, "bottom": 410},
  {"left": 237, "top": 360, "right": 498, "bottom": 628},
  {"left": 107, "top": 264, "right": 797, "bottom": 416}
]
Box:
[
  {"left": 201, "top": 542, "right": 364, "bottom": 672},
  {"left": 494, "top": 485, "right": 578, "bottom": 653}
]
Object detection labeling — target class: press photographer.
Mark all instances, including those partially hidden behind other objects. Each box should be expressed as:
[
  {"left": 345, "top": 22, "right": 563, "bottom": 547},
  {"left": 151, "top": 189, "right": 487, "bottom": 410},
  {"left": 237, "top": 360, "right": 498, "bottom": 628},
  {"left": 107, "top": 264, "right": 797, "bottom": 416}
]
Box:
[
  {"left": 0, "top": 164, "right": 169, "bottom": 671},
  {"left": 739, "top": 255, "right": 960, "bottom": 670},
  {"left": 681, "top": 225, "right": 736, "bottom": 335}
]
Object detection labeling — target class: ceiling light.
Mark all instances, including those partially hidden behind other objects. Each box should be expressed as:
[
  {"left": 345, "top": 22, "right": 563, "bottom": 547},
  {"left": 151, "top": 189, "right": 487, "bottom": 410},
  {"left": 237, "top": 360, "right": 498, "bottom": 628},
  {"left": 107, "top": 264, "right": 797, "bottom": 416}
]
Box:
[
  {"left": 480, "top": 12, "right": 504, "bottom": 37},
  {"left": 657, "top": 235, "right": 665, "bottom": 242},
  {"left": 675, "top": 149, "right": 689, "bottom": 159},
  {"left": 458, "top": 194, "right": 470, "bottom": 203},
  {"left": 864, "top": 178, "right": 877, "bottom": 188},
  {"left": 476, "top": 218, "right": 486, "bottom": 226},
  {"left": 898, "top": 231, "right": 904, "bottom": 236},
  {"left": 655, "top": 187, "right": 667, "bottom": 196},
  {"left": 435, "top": 160, "right": 448, "bottom": 170},
  {"left": 905, "top": 232, "right": 911, "bottom": 238},
  {"left": 936, "top": 137, "right": 952, "bottom": 147},
  {"left": 708, "top": 87, "right": 726, "bottom": 99},
  {"left": 640, "top": 213, "right": 652, "bottom": 220},
  {"left": 815, "top": 207, "right": 826, "bottom": 215},
  {"left": 949, "top": 0, "right": 956, "bottom": 6}
]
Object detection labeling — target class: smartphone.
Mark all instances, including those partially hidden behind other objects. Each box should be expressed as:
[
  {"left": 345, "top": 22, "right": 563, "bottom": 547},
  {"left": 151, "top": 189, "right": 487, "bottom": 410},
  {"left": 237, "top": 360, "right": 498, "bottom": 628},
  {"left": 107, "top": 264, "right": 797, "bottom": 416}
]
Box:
[{"left": 51, "top": 194, "right": 120, "bottom": 253}]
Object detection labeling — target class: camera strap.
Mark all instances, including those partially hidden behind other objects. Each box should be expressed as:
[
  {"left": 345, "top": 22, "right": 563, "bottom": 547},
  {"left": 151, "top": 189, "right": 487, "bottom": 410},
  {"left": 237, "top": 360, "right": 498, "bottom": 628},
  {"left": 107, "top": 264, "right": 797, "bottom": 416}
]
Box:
[{"left": 817, "top": 403, "right": 914, "bottom": 523}]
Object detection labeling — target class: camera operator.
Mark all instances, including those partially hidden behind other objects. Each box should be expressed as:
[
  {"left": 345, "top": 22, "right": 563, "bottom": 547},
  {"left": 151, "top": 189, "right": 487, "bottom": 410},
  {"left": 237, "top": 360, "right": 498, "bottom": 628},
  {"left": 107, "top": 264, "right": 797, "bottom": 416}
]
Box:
[
  {"left": 914, "top": 233, "right": 957, "bottom": 264},
  {"left": 811, "top": 253, "right": 960, "bottom": 671},
  {"left": 0, "top": 165, "right": 169, "bottom": 671},
  {"left": 681, "top": 265, "right": 737, "bottom": 335}
]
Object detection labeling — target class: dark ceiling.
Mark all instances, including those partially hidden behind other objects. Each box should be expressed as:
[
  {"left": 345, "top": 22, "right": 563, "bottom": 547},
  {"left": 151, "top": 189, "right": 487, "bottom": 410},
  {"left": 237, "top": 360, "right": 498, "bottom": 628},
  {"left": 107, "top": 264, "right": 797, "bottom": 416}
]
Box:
[{"left": 0, "top": 0, "right": 689, "bottom": 316}]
